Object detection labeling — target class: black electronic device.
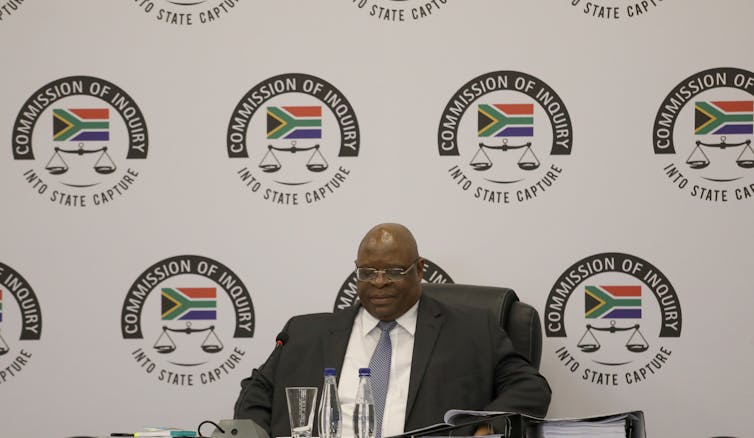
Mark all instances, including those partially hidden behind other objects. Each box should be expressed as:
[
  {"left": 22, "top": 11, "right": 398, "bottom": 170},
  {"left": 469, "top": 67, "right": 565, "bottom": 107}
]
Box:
[{"left": 202, "top": 419, "right": 269, "bottom": 438}]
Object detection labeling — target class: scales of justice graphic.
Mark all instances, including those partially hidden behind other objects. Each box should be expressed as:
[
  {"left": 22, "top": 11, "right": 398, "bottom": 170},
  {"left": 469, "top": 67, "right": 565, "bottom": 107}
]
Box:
[
  {"left": 45, "top": 143, "right": 116, "bottom": 175},
  {"left": 577, "top": 320, "right": 649, "bottom": 354},
  {"left": 153, "top": 321, "right": 224, "bottom": 354},
  {"left": 0, "top": 291, "right": 8, "bottom": 355},
  {"left": 0, "top": 329, "right": 9, "bottom": 356},
  {"left": 469, "top": 138, "right": 540, "bottom": 171},
  {"left": 258, "top": 105, "right": 328, "bottom": 175},
  {"left": 471, "top": 103, "right": 540, "bottom": 175},
  {"left": 153, "top": 287, "right": 224, "bottom": 355},
  {"left": 258, "top": 140, "right": 328, "bottom": 173},
  {"left": 687, "top": 100, "right": 754, "bottom": 172},
  {"left": 686, "top": 136, "right": 754, "bottom": 170},
  {"left": 45, "top": 108, "right": 117, "bottom": 177}
]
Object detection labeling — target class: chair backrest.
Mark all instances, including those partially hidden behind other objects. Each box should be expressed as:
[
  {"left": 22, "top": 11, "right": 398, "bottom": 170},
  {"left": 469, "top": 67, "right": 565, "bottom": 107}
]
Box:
[{"left": 422, "top": 283, "right": 542, "bottom": 369}]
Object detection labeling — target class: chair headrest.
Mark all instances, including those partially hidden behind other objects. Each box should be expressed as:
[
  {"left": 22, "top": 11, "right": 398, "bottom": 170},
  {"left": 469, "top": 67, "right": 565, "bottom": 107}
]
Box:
[
  {"left": 421, "top": 283, "right": 519, "bottom": 328},
  {"left": 421, "top": 283, "right": 542, "bottom": 369}
]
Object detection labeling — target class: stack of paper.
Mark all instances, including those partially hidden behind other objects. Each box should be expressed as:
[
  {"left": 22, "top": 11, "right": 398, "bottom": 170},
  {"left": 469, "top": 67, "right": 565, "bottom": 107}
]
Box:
[
  {"left": 438, "top": 409, "right": 643, "bottom": 438},
  {"left": 112, "top": 427, "right": 197, "bottom": 437},
  {"left": 443, "top": 409, "right": 513, "bottom": 425},
  {"left": 538, "top": 414, "right": 628, "bottom": 438}
]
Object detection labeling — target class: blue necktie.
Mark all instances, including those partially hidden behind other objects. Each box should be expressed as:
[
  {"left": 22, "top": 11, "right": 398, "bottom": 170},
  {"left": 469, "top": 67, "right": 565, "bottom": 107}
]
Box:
[{"left": 369, "top": 320, "right": 397, "bottom": 438}]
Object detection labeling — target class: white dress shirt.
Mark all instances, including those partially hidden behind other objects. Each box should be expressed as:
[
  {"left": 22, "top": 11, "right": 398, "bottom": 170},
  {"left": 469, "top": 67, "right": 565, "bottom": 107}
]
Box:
[{"left": 338, "top": 302, "right": 418, "bottom": 438}]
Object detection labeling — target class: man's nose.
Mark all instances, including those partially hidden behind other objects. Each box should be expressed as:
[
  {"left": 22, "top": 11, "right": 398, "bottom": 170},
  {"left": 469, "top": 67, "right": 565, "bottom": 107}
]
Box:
[{"left": 371, "top": 271, "right": 390, "bottom": 287}]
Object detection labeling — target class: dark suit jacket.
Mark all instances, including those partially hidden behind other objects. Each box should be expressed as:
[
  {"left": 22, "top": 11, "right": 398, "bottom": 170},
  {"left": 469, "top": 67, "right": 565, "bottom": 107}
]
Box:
[{"left": 234, "top": 294, "right": 551, "bottom": 437}]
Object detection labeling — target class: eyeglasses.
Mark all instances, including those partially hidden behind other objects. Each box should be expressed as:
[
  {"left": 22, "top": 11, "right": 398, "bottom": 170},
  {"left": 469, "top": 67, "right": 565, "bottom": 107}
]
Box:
[{"left": 355, "top": 259, "right": 419, "bottom": 282}]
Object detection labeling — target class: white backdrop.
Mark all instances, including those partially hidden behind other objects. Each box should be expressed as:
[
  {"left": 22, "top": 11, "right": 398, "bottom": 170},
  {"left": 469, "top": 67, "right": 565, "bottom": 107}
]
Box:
[{"left": 1, "top": 1, "right": 753, "bottom": 437}]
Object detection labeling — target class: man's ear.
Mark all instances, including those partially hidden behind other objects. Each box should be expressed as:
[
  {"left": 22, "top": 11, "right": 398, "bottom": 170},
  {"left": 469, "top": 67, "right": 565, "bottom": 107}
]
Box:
[{"left": 416, "top": 257, "right": 425, "bottom": 279}]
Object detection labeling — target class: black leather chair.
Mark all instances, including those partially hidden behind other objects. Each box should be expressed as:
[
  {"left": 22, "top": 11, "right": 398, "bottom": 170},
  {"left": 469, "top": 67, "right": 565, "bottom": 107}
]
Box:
[{"left": 422, "top": 283, "right": 542, "bottom": 369}]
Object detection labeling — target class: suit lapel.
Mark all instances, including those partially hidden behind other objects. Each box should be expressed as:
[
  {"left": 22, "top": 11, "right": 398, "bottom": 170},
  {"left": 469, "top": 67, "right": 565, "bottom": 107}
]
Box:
[
  {"left": 405, "top": 295, "right": 444, "bottom": 419},
  {"left": 323, "top": 305, "right": 359, "bottom": 384}
]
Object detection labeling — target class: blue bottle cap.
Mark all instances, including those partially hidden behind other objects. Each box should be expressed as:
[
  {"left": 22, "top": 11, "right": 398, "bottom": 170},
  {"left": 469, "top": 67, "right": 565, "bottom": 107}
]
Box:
[
  {"left": 324, "top": 367, "right": 337, "bottom": 376},
  {"left": 358, "top": 367, "right": 371, "bottom": 376}
]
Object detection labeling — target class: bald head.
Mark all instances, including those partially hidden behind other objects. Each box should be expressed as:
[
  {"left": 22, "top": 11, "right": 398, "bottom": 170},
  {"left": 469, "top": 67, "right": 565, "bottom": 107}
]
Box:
[
  {"left": 358, "top": 223, "right": 419, "bottom": 260},
  {"left": 355, "top": 223, "right": 424, "bottom": 321}
]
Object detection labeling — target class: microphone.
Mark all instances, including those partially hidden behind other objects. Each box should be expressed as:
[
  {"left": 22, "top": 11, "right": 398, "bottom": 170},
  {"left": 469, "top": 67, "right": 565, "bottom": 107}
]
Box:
[
  {"left": 201, "top": 419, "right": 270, "bottom": 438},
  {"left": 275, "top": 331, "right": 289, "bottom": 347},
  {"left": 234, "top": 330, "right": 290, "bottom": 419},
  {"left": 258, "top": 332, "right": 287, "bottom": 372},
  {"left": 257, "top": 331, "right": 287, "bottom": 372}
]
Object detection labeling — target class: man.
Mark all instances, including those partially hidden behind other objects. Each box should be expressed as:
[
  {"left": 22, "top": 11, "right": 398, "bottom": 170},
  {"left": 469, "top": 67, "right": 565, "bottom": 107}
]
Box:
[{"left": 234, "top": 223, "right": 551, "bottom": 437}]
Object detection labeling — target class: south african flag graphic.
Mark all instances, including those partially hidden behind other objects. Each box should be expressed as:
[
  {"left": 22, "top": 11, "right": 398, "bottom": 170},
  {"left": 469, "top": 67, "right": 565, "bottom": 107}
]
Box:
[
  {"left": 161, "top": 287, "right": 217, "bottom": 320},
  {"left": 53, "top": 108, "right": 110, "bottom": 142},
  {"left": 585, "top": 285, "right": 641, "bottom": 319},
  {"left": 478, "top": 103, "right": 534, "bottom": 137},
  {"left": 694, "top": 101, "right": 753, "bottom": 136},
  {"left": 267, "top": 106, "right": 322, "bottom": 139}
]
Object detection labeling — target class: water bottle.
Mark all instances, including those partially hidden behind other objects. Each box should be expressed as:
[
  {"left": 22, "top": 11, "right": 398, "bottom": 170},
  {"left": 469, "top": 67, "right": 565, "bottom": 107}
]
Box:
[
  {"left": 318, "top": 367, "right": 342, "bottom": 438},
  {"left": 353, "top": 367, "right": 375, "bottom": 438}
]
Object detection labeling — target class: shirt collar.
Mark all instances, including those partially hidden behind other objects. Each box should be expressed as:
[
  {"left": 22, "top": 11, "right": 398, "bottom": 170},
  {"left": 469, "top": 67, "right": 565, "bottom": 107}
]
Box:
[{"left": 359, "top": 298, "right": 420, "bottom": 337}]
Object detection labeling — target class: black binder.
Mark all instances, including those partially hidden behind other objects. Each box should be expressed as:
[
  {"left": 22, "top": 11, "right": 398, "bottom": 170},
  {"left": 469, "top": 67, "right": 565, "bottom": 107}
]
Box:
[
  {"left": 385, "top": 410, "right": 645, "bottom": 438},
  {"left": 385, "top": 412, "right": 521, "bottom": 438}
]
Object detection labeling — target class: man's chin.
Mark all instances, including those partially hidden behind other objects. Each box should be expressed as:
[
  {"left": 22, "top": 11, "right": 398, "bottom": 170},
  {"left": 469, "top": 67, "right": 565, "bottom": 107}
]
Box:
[{"left": 367, "top": 302, "right": 398, "bottom": 320}]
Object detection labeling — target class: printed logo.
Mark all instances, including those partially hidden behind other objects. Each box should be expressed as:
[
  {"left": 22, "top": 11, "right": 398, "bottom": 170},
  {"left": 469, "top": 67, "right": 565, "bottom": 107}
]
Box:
[
  {"left": 0, "top": 262, "right": 42, "bottom": 385},
  {"left": 654, "top": 68, "right": 754, "bottom": 203},
  {"left": 349, "top": 0, "right": 451, "bottom": 22},
  {"left": 334, "top": 258, "right": 453, "bottom": 310},
  {"left": 544, "top": 253, "right": 681, "bottom": 386},
  {"left": 133, "top": 0, "right": 240, "bottom": 25},
  {"left": 566, "top": 0, "right": 664, "bottom": 20},
  {"left": 0, "top": 0, "right": 25, "bottom": 21},
  {"left": 227, "top": 73, "right": 360, "bottom": 206},
  {"left": 120, "top": 255, "right": 254, "bottom": 386},
  {"left": 438, "top": 71, "right": 573, "bottom": 204},
  {"left": 11, "top": 76, "right": 148, "bottom": 207}
]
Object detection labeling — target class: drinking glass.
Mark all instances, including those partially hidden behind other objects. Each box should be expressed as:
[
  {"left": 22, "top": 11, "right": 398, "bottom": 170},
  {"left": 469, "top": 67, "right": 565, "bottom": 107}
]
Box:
[{"left": 286, "top": 386, "right": 318, "bottom": 438}]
